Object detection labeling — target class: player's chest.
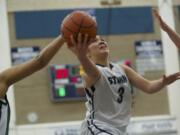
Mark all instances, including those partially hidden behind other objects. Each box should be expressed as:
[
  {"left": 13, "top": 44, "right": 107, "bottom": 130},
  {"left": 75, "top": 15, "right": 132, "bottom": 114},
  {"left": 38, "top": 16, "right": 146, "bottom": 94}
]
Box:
[{"left": 102, "top": 68, "right": 129, "bottom": 90}]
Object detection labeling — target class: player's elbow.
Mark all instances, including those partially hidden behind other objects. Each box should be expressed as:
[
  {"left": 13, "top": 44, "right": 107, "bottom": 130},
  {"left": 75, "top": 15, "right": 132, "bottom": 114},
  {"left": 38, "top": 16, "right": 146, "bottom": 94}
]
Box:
[
  {"left": 144, "top": 89, "right": 156, "bottom": 94},
  {"left": 142, "top": 83, "right": 156, "bottom": 94}
]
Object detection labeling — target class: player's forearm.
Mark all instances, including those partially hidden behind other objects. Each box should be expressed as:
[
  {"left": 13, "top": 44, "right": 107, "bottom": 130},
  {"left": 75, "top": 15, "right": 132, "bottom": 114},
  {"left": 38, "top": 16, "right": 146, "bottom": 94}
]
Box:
[
  {"left": 0, "top": 36, "right": 65, "bottom": 96},
  {"left": 36, "top": 35, "right": 65, "bottom": 67},
  {"left": 163, "top": 25, "right": 180, "bottom": 49},
  {"left": 78, "top": 55, "right": 100, "bottom": 79},
  {"left": 146, "top": 78, "right": 165, "bottom": 94}
]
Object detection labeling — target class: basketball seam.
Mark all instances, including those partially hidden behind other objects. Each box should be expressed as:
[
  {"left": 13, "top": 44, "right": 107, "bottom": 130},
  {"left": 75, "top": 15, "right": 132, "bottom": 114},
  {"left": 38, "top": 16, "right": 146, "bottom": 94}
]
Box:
[
  {"left": 78, "top": 15, "right": 85, "bottom": 33},
  {"left": 70, "top": 15, "right": 95, "bottom": 28},
  {"left": 73, "top": 14, "right": 85, "bottom": 41},
  {"left": 70, "top": 15, "right": 84, "bottom": 28},
  {"left": 63, "top": 24, "right": 78, "bottom": 33},
  {"left": 62, "top": 12, "right": 97, "bottom": 43},
  {"left": 80, "top": 23, "right": 96, "bottom": 29}
]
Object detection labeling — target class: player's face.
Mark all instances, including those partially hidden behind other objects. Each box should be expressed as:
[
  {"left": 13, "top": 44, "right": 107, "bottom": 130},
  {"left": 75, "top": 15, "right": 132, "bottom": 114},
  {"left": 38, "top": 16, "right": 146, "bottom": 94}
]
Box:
[{"left": 88, "top": 36, "right": 109, "bottom": 58}]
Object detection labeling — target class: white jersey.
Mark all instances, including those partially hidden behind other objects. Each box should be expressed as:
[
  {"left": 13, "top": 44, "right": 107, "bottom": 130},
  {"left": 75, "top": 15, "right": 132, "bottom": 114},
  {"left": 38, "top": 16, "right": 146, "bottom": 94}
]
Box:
[
  {"left": 81, "top": 63, "right": 132, "bottom": 134},
  {"left": 0, "top": 95, "right": 10, "bottom": 135}
]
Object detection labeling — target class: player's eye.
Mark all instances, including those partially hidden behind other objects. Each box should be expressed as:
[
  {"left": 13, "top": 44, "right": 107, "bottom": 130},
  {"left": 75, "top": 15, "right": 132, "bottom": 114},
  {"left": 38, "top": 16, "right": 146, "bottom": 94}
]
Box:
[{"left": 93, "top": 38, "right": 98, "bottom": 42}]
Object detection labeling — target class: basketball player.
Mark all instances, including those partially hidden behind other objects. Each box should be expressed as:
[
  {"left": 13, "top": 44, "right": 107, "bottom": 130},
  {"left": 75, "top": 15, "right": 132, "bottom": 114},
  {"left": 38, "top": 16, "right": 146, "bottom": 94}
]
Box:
[
  {"left": 153, "top": 9, "right": 180, "bottom": 49},
  {"left": 0, "top": 35, "right": 65, "bottom": 135},
  {"left": 67, "top": 34, "right": 180, "bottom": 135}
]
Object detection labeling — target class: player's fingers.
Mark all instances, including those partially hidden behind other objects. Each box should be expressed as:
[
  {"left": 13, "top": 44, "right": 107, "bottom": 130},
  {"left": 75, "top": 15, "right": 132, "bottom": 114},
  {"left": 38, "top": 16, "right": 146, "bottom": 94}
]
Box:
[
  {"left": 176, "top": 76, "right": 180, "bottom": 80},
  {"left": 78, "top": 33, "right": 82, "bottom": 44},
  {"left": 172, "top": 72, "right": 180, "bottom": 78},
  {"left": 83, "top": 34, "right": 88, "bottom": 46},
  {"left": 76, "top": 33, "right": 82, "bottom": 50},
  {"left": 70, "top": 35, "right": 76, "bottom": 46},
  {"left": 175, "top": 72, "right": 180, "bottom": 79}
]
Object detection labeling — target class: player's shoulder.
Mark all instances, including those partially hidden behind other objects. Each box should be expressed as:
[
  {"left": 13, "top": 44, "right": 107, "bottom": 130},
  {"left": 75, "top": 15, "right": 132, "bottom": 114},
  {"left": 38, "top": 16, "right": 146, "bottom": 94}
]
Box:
[
  {"left": 95, "top": 64, "right": 104, "bottom": 69},
  {"left": 111, "top": 62, "right": 124, "bottom": 70},
  {"left": 113, "top": 63, "right": 130, "bottom": 76},
  {"left": 118, "top": 64, "right": 129, "bottom": 71},
  {"left": 0, "top": 71, "right": 5, "bottom": 81}
]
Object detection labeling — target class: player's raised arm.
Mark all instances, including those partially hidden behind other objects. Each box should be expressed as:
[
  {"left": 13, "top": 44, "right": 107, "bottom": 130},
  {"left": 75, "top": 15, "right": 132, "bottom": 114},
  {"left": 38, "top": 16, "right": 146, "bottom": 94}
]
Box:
[
  {"left": 60, "top": 11, "right": 99, "bottom": 87},
  {"left": 68, "top": 34, "right": 101, "bottom": 88},
  {"left": 153, "top": 9, "right": 180, "bottom": 49},
  {"left": 122, "top": 65, "right": 180, "bottom": 94},
  {"left": 0, "top": 35, "right": 65, "bottom": 98}
]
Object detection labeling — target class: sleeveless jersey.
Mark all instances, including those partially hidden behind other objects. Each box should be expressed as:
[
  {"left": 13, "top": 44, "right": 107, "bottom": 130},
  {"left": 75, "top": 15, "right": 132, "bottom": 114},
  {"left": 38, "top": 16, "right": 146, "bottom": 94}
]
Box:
[
  {"left": 0, "top": 95, "right": 10, "bottom": 135},
  {"left": 82, "top": 63, "right": 132, "bottom": 134}
]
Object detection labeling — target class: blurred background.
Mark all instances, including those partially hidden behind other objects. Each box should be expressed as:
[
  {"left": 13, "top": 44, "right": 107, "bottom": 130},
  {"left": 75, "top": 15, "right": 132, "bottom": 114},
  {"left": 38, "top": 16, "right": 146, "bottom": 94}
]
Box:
[{"left": 0, "top": 0, "right": 180, "bottom": 135}]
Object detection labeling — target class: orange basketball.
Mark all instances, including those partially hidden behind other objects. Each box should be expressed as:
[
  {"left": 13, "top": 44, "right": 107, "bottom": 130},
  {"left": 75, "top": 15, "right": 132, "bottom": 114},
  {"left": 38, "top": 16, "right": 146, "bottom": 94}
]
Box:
[{"left": 61, "top": 10, "right": 97, "bottom": 46}]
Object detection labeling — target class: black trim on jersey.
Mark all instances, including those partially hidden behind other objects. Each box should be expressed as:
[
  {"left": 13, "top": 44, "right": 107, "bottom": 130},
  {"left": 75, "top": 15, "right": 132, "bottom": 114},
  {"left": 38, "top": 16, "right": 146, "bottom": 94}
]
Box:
[
  {"left": 86, "top": 87, "right": 95, "bottom": 133},
  {"left": 0, "top": 102, "right": 2, "bottom": 121},
  {"left": 91, "top": 91, "right": 95, "bottom": 120},
  {"left": 109, "top": 63, "right": 113, "bottom": 69},
  {"left": 85, "top": 86, "right": 96, "bottom": 95},
  {"left": 85, "top": 88, "right": 93, "bottom": 106},
  {"left": 0, "top": 95, "right": 10, "bottom": 135},
  {"left": 5, "top": 95, "right": 10, "bottom": 135},
  {"left": 86, "top": 87, "right": 114, "bottom": 135},
  {"left": 85, "top": 88, "right": 95, "bottom": 120},
  {"left": 96, "top": 63, "right": 105, "bottom": 67},
  {"left": 87, "top": 120, "right": 95, "bottom": 135},
  {"left": 0, "top": 99, "right": 8, "bottom": 105},
  {"left": 90, "top": 86, "right": 95, "bottom": 93},
  {"left": 93, "top": 124, "right": 114, "bottom": 135},
  {"left": 96, "top": 63, "right": 114, "bottom": 70},
  {"left": 87, "top": 119, "right": 114, "bottom": 135},
  {"left": 85, "top": 88, "right": 92, "bottom": 98},
  {"left": 0, "top": 97, "right": 8, "bottom": 124}
]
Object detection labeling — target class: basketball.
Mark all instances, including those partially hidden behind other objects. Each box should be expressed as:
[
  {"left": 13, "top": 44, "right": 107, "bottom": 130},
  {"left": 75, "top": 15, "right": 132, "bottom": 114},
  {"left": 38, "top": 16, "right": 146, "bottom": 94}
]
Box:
[{"left": 61, "top": 10, "right": 97, "bottom": 46}]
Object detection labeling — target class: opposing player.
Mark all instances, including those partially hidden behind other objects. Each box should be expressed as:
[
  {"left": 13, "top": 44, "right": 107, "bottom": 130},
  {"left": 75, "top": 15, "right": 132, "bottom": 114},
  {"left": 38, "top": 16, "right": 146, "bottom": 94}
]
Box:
[
  {"left": 67, "top": 33, "right": 180, "bottom": 135},
  {"left": 153, "top": 9, "right": 180, "bottom": 49},
  {"left": 0, "top": 35, "right": 65, "bottom": 135}
]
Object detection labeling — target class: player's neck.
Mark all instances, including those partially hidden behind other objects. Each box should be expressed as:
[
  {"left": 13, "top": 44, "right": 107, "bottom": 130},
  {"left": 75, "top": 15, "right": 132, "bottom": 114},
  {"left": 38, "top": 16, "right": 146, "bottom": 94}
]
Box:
[
  {"left": 94, "top": 59, "right": 109, "bottom": 67},
  {"left": 91, "top": 54, "right": 109, "bottom": 67}
]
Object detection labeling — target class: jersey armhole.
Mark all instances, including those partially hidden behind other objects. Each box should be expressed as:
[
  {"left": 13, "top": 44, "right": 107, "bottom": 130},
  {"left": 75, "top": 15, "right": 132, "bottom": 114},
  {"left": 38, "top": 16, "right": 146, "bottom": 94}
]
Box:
[{"left": 0, "top": 98, "right": 7, "bottom": 104}]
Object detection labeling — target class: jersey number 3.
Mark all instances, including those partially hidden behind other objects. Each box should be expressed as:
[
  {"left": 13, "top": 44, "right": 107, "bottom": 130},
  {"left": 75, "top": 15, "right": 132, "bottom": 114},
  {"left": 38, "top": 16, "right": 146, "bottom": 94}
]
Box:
[{"left": 117, "top": 87, "right": 125, "bottom": 104}]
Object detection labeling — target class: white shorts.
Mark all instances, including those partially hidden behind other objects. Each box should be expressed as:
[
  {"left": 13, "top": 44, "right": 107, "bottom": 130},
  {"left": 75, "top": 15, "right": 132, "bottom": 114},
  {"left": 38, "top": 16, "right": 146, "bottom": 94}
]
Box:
[{"left": 80, "top": 120, "right": 127, "bottom": 135}]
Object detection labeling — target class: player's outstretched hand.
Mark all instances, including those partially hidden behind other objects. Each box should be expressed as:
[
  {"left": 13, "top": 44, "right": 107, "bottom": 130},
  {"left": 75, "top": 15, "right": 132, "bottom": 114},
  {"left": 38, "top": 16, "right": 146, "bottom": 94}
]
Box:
[{"left": 163, "top": 72, "right": 180, "bottom": 86}]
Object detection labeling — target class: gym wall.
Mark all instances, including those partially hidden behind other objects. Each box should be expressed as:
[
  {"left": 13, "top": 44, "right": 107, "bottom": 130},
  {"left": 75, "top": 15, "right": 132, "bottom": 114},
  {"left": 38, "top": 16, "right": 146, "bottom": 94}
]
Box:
[{"left": 7, "top": 1, "right": 180, "bottom": 125}]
